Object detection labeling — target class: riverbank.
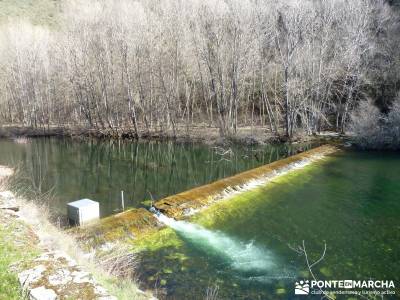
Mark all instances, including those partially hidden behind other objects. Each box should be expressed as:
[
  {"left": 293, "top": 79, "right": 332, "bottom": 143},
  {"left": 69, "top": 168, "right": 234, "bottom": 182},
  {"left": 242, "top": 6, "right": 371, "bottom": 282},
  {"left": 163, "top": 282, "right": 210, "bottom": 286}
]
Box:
[
  {"left": 0, "top": 124, "right": 346, "bottom": 146},
  {"left": 0, "top": 167, "right": 152, "bottom": 300}
]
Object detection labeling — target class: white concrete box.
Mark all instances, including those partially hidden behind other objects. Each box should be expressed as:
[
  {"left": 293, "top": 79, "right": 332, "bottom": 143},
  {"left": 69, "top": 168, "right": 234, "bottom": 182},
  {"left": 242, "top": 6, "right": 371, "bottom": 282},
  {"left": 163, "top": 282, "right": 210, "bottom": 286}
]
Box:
[{"left": 67, "top": 199, "right": 100, "bottom": 226}]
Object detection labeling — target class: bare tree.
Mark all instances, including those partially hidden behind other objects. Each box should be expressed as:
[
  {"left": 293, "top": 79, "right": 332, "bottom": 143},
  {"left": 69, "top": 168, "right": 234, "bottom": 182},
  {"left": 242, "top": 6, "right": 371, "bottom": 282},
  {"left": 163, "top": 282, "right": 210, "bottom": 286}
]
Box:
[{"left": 0, "top": 0, "right": 398, "bottom": 140}]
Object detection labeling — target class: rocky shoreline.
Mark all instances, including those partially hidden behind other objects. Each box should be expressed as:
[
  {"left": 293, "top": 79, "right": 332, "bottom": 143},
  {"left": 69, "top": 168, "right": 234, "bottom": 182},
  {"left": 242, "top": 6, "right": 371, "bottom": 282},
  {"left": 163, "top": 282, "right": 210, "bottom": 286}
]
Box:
[
  {"left": 0, "top": 192, "right": 116, "bottom": 299},
  {"left": 0, "top": 167, "right": 150, "bottom": 300}
]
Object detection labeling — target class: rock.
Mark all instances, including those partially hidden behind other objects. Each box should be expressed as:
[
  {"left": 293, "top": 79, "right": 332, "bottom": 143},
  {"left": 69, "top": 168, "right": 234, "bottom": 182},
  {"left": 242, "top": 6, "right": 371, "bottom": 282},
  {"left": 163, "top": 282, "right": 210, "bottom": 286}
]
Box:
[
  {"left": 34, "top": 253, "right": 51, "bottom": 262},
  {"left": 0, "top": 191, "right": 19, "bottom": 211},
  {"left": 0, "top": 191, "right": 15, "bottom": 200},
  {"left": 94, "top": 285, "right": 109, "bottom": 296},
  {"left": 18, "top": 265, "right": 46, "bottom": 287},
  {"left": 99, "top": 242, "right": 115, "bottom": 252},
  {"left": 19, "top": 251, "right": 116, "bottom": 299},
  {"left": 29, "top": 286, "right": 57, "bottom": 300},
  {"left": 48, "top": 269, "right": 72, "bottom": 285},
  {"left": 53, "top": 252, "right": 76, "bottom": 267},
  {"left": 71, "top": 270, "right": 92, "bottom": 283}
]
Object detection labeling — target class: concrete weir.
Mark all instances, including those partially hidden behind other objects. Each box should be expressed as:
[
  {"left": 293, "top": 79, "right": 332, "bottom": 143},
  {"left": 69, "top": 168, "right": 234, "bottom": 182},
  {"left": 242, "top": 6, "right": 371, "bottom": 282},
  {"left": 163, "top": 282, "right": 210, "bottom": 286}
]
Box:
[
  {"left": 154, "top": 144, "right": 338, "bottom": 219},
  {"left": 75, "top": 145, "right": 337, "bottom": 246}
]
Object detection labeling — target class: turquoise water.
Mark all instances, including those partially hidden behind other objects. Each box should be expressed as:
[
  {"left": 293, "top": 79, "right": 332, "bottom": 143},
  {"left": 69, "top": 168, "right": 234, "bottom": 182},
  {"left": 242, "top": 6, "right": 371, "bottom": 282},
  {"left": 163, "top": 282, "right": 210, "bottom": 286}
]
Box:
[
  {"left": 0, "top": 138, "right": 312, "bottom": 216},
  {"left": 137, "top": 151, "right": 400, "bottom": 299}
]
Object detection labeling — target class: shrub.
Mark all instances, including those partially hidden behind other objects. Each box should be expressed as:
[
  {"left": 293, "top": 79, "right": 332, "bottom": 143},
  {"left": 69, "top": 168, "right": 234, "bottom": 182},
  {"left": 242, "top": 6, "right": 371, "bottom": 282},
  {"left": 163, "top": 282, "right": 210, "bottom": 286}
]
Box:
[
  {"left": 350, "top": 100, "right": 386, "bottom": 149},
  {"left": 350, "top": 97, "right": 400, "bottom": 150},
  {"left": 387, "top": 97, "right": 400, "bottom": 149}
]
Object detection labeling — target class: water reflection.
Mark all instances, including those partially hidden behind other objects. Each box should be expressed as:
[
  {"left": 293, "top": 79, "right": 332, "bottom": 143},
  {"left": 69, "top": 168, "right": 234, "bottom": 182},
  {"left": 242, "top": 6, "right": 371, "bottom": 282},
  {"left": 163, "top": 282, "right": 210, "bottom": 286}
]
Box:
[{"left": 0, "top": 138, "right": 314, "bottom": 216}]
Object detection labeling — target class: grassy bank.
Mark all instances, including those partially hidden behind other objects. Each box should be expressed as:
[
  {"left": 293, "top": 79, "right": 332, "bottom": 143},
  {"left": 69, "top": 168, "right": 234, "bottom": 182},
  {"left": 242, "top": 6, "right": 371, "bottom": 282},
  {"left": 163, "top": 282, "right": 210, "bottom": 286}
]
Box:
[
  {"left": 0, "top": 215, "right": 39, "bottom": 299},
  {"left": 0, "top": 172, "right": 151, "bottom": 300}
]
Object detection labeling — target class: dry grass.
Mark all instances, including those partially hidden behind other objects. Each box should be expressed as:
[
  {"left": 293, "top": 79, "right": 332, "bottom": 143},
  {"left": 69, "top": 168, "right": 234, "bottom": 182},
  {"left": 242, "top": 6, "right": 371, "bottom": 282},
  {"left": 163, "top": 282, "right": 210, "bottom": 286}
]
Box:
[{"left": 96, "top": 242, "right": 137, "bottom": 278}]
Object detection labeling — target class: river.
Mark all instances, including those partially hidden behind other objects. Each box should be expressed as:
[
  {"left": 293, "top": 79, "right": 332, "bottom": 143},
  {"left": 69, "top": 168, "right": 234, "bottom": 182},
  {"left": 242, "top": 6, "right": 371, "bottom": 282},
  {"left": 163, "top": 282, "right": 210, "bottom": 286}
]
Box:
[{"left": 1, "top": 138, "right": 398, "bottom": 299}]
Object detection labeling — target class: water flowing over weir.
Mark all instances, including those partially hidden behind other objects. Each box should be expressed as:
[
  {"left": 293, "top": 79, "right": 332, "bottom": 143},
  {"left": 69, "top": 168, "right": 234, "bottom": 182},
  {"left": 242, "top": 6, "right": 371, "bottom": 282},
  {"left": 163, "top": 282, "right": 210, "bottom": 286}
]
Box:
[
  {"left": 153, "top": 212, "right": 278, "bottom": 276},
  {"left": 73, "top": 145, "right": 338, "bottom": 248},
  {"left": 154, "top": 145, "right": 338, "bottom": 219}
]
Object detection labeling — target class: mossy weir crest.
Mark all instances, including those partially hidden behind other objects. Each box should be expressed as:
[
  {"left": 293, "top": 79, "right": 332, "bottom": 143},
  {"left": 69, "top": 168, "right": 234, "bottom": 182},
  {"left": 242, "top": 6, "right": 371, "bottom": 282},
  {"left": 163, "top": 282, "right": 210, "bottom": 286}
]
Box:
[{"left": 154, "top": 145, "right": 336, "bottom": 219}]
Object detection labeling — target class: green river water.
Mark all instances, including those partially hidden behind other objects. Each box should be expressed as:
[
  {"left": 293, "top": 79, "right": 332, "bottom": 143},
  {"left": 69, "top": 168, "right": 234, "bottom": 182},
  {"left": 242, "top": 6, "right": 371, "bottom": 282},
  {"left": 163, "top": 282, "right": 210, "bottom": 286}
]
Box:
[
  {"left": 135, "top": 151, "right": 400, "bottom": 299},
  {"left": 0, "top": 138, "right": 398, "bottom": 299}
]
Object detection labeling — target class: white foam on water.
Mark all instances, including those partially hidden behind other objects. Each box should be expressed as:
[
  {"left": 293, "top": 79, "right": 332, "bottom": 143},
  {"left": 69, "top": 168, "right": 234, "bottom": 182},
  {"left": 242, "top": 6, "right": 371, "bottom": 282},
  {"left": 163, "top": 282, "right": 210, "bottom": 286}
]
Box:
[
  {"left": 184, "top": 157, "right": 323, "bottom": 217},
  {"left": 155, "top": 213, "right": 276, "bottom": 273}
]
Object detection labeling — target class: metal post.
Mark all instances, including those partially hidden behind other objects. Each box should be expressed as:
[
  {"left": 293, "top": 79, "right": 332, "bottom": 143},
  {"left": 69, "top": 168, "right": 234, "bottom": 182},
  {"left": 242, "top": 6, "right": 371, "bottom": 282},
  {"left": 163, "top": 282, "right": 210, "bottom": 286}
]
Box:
[{"left": 121, "top": 190, "right": 125, "bottom": 211}]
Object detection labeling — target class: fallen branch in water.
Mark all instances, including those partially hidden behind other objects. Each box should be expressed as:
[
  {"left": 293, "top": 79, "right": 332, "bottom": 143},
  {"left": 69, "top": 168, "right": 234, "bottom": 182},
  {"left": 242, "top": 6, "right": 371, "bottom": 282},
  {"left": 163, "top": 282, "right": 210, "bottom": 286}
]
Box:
[
  {"left": 289, "top": 240, "right": 334, "bottom": 300},
  {"left": 205, "top": 284, "right": 219, "bottom": 300},
  {"left": 212, "top": 147, "right": 234, "bottom": 158}
]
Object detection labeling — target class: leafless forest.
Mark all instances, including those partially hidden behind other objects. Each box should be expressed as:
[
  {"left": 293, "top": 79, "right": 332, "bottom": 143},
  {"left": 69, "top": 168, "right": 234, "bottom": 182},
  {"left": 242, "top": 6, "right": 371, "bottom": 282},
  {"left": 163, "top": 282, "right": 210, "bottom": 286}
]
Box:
[{"left": 0, "top": 0, "right": 399, "bottom": 139}]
